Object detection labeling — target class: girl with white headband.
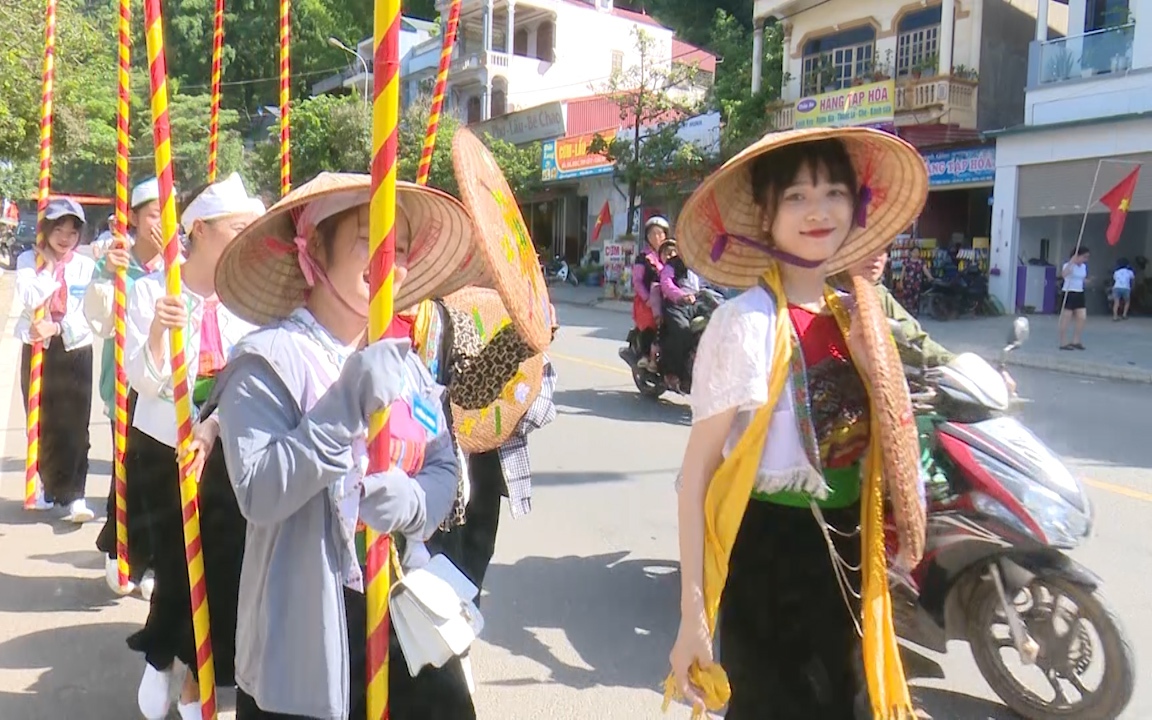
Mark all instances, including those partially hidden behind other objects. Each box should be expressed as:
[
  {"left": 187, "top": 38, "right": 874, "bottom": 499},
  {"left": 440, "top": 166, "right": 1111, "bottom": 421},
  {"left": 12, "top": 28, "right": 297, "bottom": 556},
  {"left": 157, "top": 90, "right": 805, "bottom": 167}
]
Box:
[
  {"left": 202, "top": 172, "right": 476, "bottom": 720},
  {"left": 122, "top": 172, "right": 265, "bottom": 720}
]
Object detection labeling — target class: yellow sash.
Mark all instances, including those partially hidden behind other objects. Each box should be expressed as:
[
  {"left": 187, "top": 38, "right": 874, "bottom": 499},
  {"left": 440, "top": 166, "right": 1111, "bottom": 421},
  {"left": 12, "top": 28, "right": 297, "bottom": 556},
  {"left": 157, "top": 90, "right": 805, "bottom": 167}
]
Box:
[{"left": 662, "top": 263, "right": 914, "bottom": 719}]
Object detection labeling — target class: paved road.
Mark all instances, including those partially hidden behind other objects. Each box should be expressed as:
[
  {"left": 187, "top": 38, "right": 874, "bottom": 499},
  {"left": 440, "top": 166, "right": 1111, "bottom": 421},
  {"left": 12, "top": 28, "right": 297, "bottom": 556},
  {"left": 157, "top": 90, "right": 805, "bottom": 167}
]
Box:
[{"left": 1, "top": 297, "right": 1149, "bottom": 719}]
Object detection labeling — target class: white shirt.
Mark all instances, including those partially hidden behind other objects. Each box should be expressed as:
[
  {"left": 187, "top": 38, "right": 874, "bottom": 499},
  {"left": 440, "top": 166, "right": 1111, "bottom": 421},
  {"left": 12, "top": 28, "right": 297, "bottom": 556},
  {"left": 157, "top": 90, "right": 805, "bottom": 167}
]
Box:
[
  {"left": 1113, "top": 267, "right": 1135, "bottom": 291},
  {"left": 1062, "top": 262, "right": 1087, "bottom": 292},
  {"left": 13, "top": 249, "right": 96, "bottom": 351},
  {"left": 124, "top": 269, "right": 258, "bottom": 447}
]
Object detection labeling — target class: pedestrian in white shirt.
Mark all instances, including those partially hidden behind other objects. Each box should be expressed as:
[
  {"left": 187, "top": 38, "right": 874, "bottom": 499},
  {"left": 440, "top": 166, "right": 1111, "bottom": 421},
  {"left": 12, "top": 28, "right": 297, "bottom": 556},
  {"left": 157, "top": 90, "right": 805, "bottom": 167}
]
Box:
[
  {"left": 1059, "top": 247, "right": 1090, "bottom": 350},
  {"left": 1112, "top": 258, "right": 1135, "bottom": 321},
  {"left": 14, "top": 198, "right": 97, "bottom": 521}
]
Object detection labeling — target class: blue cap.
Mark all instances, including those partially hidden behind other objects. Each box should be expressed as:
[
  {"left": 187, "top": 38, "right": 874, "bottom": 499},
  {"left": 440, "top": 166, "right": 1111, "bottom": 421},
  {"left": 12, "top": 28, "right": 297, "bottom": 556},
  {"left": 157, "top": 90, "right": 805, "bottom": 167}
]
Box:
[{"left": 44, "top": 197, "right": 86, "bottom": 224}]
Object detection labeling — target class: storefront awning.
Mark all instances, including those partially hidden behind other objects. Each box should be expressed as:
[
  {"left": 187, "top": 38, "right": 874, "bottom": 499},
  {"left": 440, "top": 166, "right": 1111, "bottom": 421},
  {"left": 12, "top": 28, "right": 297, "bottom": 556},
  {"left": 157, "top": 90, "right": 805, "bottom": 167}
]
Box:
[
  {"left": 1017, "top": 152, "right": 1152, "bottom": 217},
  {"left": 897, "top": 124, "right": 983, "bottom": 149}
]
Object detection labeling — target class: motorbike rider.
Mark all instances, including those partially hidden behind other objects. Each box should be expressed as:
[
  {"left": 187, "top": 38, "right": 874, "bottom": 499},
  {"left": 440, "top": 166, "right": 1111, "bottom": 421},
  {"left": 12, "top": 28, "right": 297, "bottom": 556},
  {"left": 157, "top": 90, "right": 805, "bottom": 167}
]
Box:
[
  {"left": 632, "top": 216, "right": 668, "bottom": 370},
  {"left": 657, "top": 240, "right": 720, "bottom": 390},
  {"left": 848, "top": 249, "right": 1016, "bottom": 392}
]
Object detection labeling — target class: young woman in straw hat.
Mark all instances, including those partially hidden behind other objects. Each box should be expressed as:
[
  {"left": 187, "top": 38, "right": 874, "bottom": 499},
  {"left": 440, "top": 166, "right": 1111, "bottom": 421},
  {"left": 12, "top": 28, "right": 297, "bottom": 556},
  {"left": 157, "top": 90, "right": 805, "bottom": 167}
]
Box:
[
  {"left": 203, "top": 172, "right": 477, "bottom": 720},
  {"left": 122, "top": 172, "right": 266, "bottom": 720},
  {"left": 664, "top": 128, "right": 929, "bottom": 719}
]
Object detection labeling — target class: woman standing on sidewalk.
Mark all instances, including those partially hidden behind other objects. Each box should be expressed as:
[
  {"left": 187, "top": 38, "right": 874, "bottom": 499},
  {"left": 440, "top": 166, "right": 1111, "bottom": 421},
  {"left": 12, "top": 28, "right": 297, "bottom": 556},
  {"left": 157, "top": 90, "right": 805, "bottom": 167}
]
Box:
[
  {"left": 1059, "top": 247, "right": 1090, "bottom": 350},
  {"left": 205, "top": 173, "right": 477, "bottom": 720},
  {"left": 122, "top": 172, "right": 264, "bottom": 720},
  {"left": 84, "top": 177, "right": 164, "bottom": 596},
  {"left": 15, "top": 197, "right": 97, "bottom": 522}
]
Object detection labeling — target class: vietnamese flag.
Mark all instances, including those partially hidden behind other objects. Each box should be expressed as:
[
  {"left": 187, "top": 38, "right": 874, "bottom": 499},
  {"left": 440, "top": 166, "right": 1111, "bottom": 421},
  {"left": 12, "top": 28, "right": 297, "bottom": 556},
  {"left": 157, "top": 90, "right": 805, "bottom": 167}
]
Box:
[
  {"left": 591, "top": 201, "right": 612, "bottom": 241},
  {"left": 1099, "top": 166, "right": 1141, "bottom": 246}
]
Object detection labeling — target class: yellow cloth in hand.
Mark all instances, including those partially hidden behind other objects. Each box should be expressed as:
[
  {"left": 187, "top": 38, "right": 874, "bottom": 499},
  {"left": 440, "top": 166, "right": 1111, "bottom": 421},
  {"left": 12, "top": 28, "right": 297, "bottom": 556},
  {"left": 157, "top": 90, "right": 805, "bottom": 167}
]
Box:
[{"left": 661, "top": 264, "right": 916, "bottom": 719}]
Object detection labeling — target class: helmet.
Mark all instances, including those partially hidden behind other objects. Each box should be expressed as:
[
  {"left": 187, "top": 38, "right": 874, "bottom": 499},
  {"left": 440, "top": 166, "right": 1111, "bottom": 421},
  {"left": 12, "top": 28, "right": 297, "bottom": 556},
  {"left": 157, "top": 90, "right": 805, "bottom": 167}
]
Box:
[{"left": 645, "top": 215, "right": 670, "bottom": 232}]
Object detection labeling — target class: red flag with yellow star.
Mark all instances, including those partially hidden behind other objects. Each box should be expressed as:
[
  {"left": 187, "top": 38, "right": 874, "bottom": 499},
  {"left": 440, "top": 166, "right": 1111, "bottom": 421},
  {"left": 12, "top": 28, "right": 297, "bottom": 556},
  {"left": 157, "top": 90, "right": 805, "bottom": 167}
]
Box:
[{"left": 1099, "top": 167, "right": 1141, "bottom": 246}]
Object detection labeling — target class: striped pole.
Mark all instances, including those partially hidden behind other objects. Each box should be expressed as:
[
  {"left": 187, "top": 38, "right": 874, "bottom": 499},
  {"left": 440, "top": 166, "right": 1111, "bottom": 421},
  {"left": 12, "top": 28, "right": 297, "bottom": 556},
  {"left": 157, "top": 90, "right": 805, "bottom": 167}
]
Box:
[
  {"left": 366, "top": 0, "right": 401, "bottom": 716},
  {"left": 25, "top": 0, "right": 57, "bottom": 510},
  {"left": 207, "top": 0, "right": 224, "bottom": 182},
  {"left": 143, "top": 0, "right": 219, "bottom": 717},
  {"left": 415, "top": 0, "right": 461, "bottom": 186},
  {"left": 278, "top": 0, "right": 291, "bottom": 196},
  {"left": 111, "top": 0, "right": 132, "bottom": 590}
]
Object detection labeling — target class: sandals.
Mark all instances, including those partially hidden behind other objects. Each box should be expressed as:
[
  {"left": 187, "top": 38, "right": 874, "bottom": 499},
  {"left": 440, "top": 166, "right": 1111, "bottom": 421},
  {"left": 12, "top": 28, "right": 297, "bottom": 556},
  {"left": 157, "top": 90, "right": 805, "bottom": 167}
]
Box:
[{"left": 1060, "top": 343, "right": 1086, "bottom": 351}]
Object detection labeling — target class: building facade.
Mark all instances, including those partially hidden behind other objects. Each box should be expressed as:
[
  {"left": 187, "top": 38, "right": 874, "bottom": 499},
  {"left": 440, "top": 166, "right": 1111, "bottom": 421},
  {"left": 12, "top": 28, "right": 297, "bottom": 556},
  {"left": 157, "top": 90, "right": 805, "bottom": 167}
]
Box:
[{"left": 989, "top": 0, "right": 1152, "bottom": 315}]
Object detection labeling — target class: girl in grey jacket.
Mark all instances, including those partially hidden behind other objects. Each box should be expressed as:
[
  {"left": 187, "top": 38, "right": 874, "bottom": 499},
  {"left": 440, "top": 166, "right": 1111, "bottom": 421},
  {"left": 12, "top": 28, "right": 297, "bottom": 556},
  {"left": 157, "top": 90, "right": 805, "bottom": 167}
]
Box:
[{"left": 205, "top": 173, "right": 480, "bottom": 720}]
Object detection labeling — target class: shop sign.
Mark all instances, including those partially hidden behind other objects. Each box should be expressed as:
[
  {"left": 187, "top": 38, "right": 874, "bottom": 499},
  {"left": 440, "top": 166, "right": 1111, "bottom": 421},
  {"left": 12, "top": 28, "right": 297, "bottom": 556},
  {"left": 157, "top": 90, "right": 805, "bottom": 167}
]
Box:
[
  {"left": 473, "top": 102, "right": 567, "bottom": 145},
  {"left": 541, "top": 129, "right": 617, "bottom": 182},
  {"left": 794, "top": 80, "right": 895, "bottom": 129},
  {"left": 924, "top": 147, "right": 996, "bottom": 187}
]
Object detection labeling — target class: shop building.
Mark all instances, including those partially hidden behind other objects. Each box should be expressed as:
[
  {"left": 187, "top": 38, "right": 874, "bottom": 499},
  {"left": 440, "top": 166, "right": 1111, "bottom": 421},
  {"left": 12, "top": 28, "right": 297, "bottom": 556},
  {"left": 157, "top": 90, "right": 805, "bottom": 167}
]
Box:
[{"left": 988, "top": 0, "right": 1152, "bottom": 315}]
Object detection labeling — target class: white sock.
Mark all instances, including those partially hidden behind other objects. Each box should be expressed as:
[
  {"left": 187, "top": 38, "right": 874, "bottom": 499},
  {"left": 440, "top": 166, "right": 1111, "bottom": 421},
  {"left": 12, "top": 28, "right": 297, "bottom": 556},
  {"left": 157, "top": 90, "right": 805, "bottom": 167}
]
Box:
[
  {"left": 177, "top": 699, "right": 202, "bottom": 720},
  {"left": 137, "top": 663, "right": 172, "bottom": 720}
]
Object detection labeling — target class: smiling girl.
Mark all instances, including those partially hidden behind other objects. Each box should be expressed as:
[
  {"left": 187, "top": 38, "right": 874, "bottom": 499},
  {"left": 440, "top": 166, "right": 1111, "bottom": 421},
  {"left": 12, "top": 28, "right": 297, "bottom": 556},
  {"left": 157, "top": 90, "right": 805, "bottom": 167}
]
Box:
[
  {"left": 665, "top": 128, "right": 929, "bottom": 719},
  {"left": 16, "top": 197, "right": 97, "bottom": 521}
]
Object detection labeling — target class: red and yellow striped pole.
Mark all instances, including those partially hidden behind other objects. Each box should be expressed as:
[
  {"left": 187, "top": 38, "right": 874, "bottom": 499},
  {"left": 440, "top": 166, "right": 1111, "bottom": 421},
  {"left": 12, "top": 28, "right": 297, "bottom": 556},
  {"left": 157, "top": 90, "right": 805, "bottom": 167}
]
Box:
[
  {"left": 143, "top": 0, "right": 219, "bottom": 717},
  {"left": 278, "top": 0, "right": 291, "bottom": 196},
  {"left": 207, "top": 0, "right": 224, "bottom": 182},
  {"left": 111, "top": 0, "right": 132, "bottom": 590},
  {"left": 25, "top": 0, "right": 57, "bottom": 510},
  {"left": 415, "top": 0, "right": 461, "bottom": 186},
  {"left": 366, "top": 0, "right": 401, "bottom": 716}
]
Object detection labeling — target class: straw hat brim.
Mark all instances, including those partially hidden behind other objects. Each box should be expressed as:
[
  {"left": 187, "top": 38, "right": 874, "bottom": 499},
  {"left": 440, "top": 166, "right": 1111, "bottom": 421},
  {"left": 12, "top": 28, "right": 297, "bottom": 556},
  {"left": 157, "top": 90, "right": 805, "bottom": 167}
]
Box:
[
  {"left": 216, "top": 173, "right": 477, "bottom": 327},
  {"left": 452, "top": 128, "right": 553, "bottom": 353},
  {"left": 443, "top": 286, "right": 545, "bottom": 453},
  {"left": 677, "top": 127, "right": 929, "bottom": 289}
]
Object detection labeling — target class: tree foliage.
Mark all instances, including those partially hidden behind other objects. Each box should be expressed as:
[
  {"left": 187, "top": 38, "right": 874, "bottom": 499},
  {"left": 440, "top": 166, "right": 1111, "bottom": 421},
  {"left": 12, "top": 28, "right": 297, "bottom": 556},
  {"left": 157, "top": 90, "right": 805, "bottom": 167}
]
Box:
[
  {"left": 706, "top": 10, "right": 787, "bottom": 158},
  {"left": 639, "top": 0, "right": 755, "bottom": 47},
  {"left": 588, "top": 26, "right": 707, "bottom": 234}
]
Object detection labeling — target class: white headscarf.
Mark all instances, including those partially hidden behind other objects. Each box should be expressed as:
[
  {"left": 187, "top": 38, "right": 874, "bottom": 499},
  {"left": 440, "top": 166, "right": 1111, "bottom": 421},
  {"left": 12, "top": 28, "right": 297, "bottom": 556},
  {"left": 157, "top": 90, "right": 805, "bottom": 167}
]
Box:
[{"left": 181, "top": 172, "right": 266, "bottom": 231}]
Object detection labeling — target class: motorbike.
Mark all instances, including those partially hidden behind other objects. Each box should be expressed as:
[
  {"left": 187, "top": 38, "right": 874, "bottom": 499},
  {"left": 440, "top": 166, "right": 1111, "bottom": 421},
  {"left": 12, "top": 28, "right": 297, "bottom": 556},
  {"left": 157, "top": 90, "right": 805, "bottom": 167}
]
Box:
[
  {"left": 618, "top": 290, "right": 723, "bottom": 398},
  {"left": 920, "top": 267, "right": 991, "bottom": 320},
  {"left": 544, "top": 255, "right": 578, "bottom": 286},
  {"left": 890, "top": 318, "right": 1134, "bottom": 720}
]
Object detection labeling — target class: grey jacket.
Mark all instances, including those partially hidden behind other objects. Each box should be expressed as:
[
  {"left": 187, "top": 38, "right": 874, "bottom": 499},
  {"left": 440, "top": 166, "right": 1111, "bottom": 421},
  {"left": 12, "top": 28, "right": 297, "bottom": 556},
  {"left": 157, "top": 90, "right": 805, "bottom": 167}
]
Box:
[{"left": 206, "top": 325, "right": 459, "bottom": 720}]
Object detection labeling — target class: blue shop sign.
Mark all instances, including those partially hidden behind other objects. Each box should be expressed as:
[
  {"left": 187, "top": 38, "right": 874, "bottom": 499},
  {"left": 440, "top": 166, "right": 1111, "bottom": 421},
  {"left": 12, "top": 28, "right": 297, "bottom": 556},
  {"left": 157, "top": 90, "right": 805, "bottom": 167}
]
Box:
[{"left": 923, "top": 146, "right": 996, "bottom": 187}]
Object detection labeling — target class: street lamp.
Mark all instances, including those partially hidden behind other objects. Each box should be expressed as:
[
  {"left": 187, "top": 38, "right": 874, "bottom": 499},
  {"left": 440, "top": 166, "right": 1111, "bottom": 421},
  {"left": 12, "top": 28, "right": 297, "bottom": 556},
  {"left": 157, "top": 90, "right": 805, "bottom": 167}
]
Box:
[{"left": 328, "top": 36, "right": 371, "bottom": 110}]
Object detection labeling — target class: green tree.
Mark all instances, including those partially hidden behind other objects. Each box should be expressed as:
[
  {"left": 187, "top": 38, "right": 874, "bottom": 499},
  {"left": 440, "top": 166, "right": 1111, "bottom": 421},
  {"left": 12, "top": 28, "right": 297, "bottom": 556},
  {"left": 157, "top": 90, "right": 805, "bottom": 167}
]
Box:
[
  {"left": 707, "top": 10, "right": 787, "bottom": 158},
  {"left": 588, "top": 26, "right": 706, "bottom": 235},
  {"left": 639, "top": 0, "right": 755, "bottom": 47}
]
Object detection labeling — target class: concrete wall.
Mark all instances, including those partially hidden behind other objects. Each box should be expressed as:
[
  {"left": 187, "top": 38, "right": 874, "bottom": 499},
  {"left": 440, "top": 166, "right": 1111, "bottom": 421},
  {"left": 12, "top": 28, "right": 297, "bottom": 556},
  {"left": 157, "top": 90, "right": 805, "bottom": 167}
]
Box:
[{"left": 979, "top": 0, "right": 1047, "bottom": 130}]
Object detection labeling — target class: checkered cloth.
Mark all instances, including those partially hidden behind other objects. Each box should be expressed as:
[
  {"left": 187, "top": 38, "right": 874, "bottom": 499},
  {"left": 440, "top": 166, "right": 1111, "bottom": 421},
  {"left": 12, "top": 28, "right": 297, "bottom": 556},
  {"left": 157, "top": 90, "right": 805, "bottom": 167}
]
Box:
[{"left": 496, "top": 356, "right": 557, "bottom": 517}]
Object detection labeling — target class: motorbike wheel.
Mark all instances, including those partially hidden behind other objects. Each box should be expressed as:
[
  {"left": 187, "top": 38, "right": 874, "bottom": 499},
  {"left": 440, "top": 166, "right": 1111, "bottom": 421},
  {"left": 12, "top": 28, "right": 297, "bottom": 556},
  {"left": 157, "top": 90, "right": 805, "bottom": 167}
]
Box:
[
  {"left": 631, "top": 366, "right": 667, "bottom": 399},
  {"left": 967, "top": 574, "right": 1135, "bottom": 720}
]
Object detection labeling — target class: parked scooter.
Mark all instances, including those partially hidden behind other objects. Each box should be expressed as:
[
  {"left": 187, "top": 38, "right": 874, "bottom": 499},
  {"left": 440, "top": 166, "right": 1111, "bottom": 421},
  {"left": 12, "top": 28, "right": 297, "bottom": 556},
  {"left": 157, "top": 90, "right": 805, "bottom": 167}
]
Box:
[
  {"left": 890, "top": 318, "right": 1134, "bottom": 720},
  {"left": 544, "top": 255, "right": 578, "bottom": 286}
]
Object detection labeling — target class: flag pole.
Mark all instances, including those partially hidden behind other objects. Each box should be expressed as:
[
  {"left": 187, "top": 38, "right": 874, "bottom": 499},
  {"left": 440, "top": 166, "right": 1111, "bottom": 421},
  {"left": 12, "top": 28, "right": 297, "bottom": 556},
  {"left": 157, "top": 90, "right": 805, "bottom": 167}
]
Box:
[{"left": 1058, "top": 158, "right": 1105, "bottom": 317}]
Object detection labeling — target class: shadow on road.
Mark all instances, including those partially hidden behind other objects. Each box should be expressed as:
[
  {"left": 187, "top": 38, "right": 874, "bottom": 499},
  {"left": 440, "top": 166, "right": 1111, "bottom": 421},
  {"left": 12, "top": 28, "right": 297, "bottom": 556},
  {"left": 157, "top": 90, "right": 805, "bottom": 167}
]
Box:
[
  {"left": 532, "top": 467, "right": 679, "bottom": 488},
  {"left": 911, "top": 686, "right": 1019, "bottom": 720},
  {"left": 28, "top": 549, "right": 104, "bottom": 572},
  {"left": 553, "top": 388, "right": 690, "bottom": 426},
  {"left": 481, "top": 551, "right": 679, "bottom": 692},
  {"left": 0, "top": 622, "right": 143, "bottom": 720},
  {"left": 0, "top": 455, "right": 113, "bottom": 478},
  {"left": 0, "top": 570, "right": 121, "bottom": 613}
]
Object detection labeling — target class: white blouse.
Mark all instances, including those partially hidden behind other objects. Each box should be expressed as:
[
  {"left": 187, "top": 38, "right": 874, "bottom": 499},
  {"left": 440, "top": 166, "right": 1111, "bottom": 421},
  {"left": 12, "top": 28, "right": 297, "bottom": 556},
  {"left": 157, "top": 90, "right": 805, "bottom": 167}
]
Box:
[
  {"left": 124, "top": 270, "right": 257, "bottom": 447},
  {"left": 13, "top": 249, "right": 96, "bottom": 351},
  {"left": 688, "top": 286, "right": 828, "bottom": 497}
]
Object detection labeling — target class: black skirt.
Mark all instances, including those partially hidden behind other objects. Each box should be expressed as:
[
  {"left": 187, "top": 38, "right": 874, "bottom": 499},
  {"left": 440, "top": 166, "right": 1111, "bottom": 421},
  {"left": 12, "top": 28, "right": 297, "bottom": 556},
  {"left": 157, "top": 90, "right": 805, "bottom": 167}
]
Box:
[
  {"left": 717, "top": 500, "right": 865, "bottom": 720},
  {"left": 235, "top": 586, "right": 476, "bottom": 720},
  {"left": 124, "top": 429, "right": 245, "bottom": 686},
  {"left": 96, "top": 391, "right": 149, "bottom": 572},
  {"left": 19, "top": 338, "right": 93, "bottom": 505}
]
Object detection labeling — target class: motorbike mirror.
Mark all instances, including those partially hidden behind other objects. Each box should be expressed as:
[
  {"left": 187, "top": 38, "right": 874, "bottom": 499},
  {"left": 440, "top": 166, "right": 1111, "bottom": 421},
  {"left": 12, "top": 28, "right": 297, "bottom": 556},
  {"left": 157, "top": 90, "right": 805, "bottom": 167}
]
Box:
[{"left": 1010, "top": 317, "right": 1030, "bottom": 346}]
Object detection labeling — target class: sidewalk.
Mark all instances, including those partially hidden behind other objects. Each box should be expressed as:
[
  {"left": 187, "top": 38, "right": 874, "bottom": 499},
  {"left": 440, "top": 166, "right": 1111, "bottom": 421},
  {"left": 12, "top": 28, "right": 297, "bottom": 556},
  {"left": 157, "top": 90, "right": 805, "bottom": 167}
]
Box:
[{"left": 550, "top": 283, "right": 1152, "bottom": 384}]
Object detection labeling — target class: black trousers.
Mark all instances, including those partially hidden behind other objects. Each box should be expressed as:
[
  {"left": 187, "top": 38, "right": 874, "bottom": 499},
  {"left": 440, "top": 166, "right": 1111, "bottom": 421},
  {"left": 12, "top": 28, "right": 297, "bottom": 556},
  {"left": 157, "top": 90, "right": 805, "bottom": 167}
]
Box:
[
  {"left": 96, "top": 391, "right": 144, "bottom": 569},
  {"left": 660, "top": 303, "right": 698, "bottom": 379},
  {"left": 441, "top": 450, "right": 505, "bottom": 598},
  {"left": 19, "top": 338, "right": 93, "bottom": 505}
]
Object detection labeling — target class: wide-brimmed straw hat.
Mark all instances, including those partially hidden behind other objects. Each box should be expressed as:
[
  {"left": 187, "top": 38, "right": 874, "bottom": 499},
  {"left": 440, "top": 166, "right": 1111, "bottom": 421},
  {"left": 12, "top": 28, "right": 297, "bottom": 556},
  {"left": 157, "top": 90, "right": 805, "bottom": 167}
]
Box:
[
  {"left": 443, "top": 286, "right": 545, "bottom": 453},
  {"left": 452, "top": 128, "right": 553, "bottom": 353},
  {"left": 216, "top": 172, "right": 476, "bottom": 326},
  {"left": 677, "top": 127, "right": 928, "bottom": 288}
]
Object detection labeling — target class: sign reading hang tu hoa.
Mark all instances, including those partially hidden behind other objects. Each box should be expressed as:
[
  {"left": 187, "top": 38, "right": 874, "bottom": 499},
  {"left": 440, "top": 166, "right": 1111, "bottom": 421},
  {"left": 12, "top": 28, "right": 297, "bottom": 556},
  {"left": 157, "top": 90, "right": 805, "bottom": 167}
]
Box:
[{"left": 794, "top": 80, "right": 895, "bottom": 129}]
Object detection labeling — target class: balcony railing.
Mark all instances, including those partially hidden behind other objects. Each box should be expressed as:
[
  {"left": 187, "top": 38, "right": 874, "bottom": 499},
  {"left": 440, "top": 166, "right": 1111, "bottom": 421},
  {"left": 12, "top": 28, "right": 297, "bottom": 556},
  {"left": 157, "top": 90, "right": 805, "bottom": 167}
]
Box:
[
  {"left": 451, "top": 50, "right": 510, "bottom": 72},
  {"left": 1030, "top": 23, "right": 1135, "bottom": 86}
]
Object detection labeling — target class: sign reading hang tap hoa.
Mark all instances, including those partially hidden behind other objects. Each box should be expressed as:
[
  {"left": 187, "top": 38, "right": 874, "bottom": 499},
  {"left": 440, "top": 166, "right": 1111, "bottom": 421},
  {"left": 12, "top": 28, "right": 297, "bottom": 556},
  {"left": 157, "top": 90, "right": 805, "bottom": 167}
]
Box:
[{"left": 794, "top": 80, "right": 896, "bottom": 129}]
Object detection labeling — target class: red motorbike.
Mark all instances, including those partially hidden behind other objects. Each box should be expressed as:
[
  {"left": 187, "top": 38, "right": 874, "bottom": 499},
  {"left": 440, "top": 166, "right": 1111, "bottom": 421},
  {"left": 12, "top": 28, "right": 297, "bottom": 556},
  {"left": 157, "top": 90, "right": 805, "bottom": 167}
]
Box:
[{"left": 889, "top": 319, "right": 1134, "bottom": 720}]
